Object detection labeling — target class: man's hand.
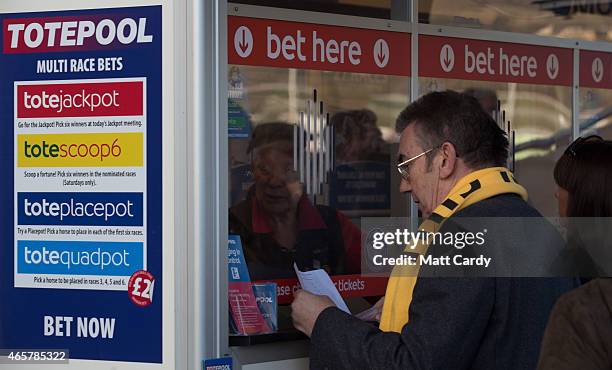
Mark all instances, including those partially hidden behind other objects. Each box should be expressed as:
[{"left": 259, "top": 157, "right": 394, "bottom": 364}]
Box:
[
  {"left": 291, "top": 289, "right": 335, "bottom": 337},
  {"left": 355, "top": 296, "right": 384, "bottom": 322}
]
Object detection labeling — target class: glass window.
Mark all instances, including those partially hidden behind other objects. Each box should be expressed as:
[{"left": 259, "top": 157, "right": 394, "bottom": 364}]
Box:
[
  {"left": 227, "top": 12, "right": 413, "bottom": 340},
  {"left": 580, "top": 88, "right": 612, "bottom": 137},
  {"left": 419, "top": 78, "right": 572, "bottom": 216},
  {"left": 232, "top": 0, "right": 410, "bottom": 21},
  {"left": 227, "top": 64, "right": 409, "bottom": 340},
  {"left": 419, "top": 0, "right": 612, "bottom": 42},
  {"left": 579, "top": 51, "right": 612, "bottom": 138}
]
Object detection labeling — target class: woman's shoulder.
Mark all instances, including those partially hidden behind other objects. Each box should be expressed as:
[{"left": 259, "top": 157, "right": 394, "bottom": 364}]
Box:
[
  {"left": 539, "top": 279, "right": 612, "bottom": 370},
  {"left": 559, "top": 278, "right": 612, "bottom": 304},
  {"left": 550, "top": 279, "right": 612, "bottom": 338},
  {"left": 555, "top": 279, "right": 611, "bottom": 310}
]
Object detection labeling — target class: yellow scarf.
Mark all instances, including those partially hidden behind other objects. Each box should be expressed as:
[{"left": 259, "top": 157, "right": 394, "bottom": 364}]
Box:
[{"left": 378, "top": 167, "right": 528, "bottom": 332}]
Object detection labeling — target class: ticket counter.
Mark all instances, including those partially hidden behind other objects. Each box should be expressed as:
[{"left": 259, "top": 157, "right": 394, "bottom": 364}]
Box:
[
  {"left": 1, "top": 1, "right": 611, "bottom": 370},
  {"left": 221, "top": 2, "right": 612, "bottom": 369}
]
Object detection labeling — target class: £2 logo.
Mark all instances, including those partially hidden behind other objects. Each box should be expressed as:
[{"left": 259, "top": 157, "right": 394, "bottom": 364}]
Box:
[{"left": 128, "top": 270, "right": 155, "bottom": 307}]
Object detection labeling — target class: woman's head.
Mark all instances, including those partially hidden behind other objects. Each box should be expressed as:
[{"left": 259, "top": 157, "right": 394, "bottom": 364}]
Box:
[
  {"left": 330, "top": 109, "right": 384, "bottom": 161},
  {"left": 554, "top": 136, "right": 612, "bottom": 217}
]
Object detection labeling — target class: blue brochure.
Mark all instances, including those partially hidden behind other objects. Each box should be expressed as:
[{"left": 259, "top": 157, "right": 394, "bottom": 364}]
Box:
[{"left": 252, "top": 283, "right": 278, "bottom": 332}]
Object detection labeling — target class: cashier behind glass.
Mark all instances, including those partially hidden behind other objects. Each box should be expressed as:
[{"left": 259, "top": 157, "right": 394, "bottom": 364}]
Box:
[{"left": 229, "top": 122, "right": 361, "bottom": 281}]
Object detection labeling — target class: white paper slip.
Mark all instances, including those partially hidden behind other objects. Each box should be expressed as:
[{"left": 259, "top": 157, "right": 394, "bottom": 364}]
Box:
[{"left": 294, "top": 263, "right": 351, "bottom": 314}]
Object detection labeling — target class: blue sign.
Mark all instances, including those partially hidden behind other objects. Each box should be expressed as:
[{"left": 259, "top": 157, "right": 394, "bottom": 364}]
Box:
[
  {"left": 228, "top": 234, "right": 251, "bottom": 283},
  {"left": 230, "top": 163, "right": 253, "bottom": 206},
  {"left": 228, "top": 99, "right": 252, "bottom": 138},
  {"left": 17, "top": 192, "right": 144, "bottom": 226},
  {"left": 17, "top": 240, "right": 144, "bottom": 276},
  {"left": 0, "top": 6, "right": 163, "bottom": 363},
  {"left": 204, "top": 357, "right": 233, "bottom": 370}
]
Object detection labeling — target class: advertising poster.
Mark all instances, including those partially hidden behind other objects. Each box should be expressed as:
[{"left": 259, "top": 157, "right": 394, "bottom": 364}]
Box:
[{"left": 0, "top": 6, "right": 163, "bottom": 362}]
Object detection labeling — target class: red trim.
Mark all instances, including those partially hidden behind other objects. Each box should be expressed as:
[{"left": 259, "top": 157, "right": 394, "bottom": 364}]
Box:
[
  {"left": 254, "top": 275, "right": 388, "bottom": 304},
  {"left": 580, "top": 50, "right": 612, "bottom": 90},
  {"left": 419, "top": 35, "right": 573, "bottom": 87},
  {"left": 228, "top": 16, "right": 411, "bottom": 76}
]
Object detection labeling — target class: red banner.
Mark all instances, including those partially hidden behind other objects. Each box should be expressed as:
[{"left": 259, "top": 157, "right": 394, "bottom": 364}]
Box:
[
  {"left": 420, "top": 35, "right": 573, "bottom": 86},
  {"left": 580, "top": 50, "right": 612, "bottom": 90},
  {"left": 228, "top": 16, "right": 410, "bottom": 76},
  {"left": 16, "top": 80, "right": 144, "bottom": 118},
  {"left": 254, "top": 275, "right": 388, "bottom": 305}
]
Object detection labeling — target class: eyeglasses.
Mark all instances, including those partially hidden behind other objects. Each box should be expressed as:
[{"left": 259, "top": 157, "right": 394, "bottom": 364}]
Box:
[
  {"left": 396, "top": 147, "right": 436, "bottom": 181},
  {"left": 564, "top": 135, "right": 603, "bottom": 157}
]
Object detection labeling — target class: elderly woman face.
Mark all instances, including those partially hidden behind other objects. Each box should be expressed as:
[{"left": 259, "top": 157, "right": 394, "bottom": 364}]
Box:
[{"left": 252, "top": 145, "right": 302, "bottom": 216}]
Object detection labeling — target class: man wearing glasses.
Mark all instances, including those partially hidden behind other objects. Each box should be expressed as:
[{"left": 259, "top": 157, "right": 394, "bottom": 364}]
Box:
[{"left": 291, "top": 90, "right": 576, "bottom": 370}]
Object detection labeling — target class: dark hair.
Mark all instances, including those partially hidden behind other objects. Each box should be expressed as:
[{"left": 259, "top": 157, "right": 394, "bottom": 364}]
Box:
[
  {"left": 554, "top": 139, "right": 612, "bottom": 217},
  {"left": 247, "top": 122, "right": 295, "bottom": 154},
  {"left": 463, "top": 87, "right": 498, "bottom": 115},
  {"left": 395, "top": 90, "right": 508, "bottom": 168},
  {"left": 330, "top": 109, "right": 384, "bottom": 158}
]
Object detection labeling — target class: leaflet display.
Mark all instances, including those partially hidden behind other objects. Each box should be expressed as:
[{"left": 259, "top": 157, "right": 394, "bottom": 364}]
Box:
[{"left": 14, "top": 78, "right": 148, "bottom": 291}]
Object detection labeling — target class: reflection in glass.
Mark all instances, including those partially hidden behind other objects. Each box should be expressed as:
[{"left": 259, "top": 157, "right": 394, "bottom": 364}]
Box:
[
  {"left": 229, "top": 122, "right": 363, "bottom": 280},
  {"left": 227, "top": 65, "right": 410, "bottom": 281},
  {"left": 419, "top": 0, "right": 612, "bottom": 42},
  {"left": 580, "top": 88, "right": 612, "bottom": 140},
  {"left": 329, "top": 109, "right": 392, "bottom": 214},
  {"left": 420, "top": 78, "right": 571, "bottom": 215}
]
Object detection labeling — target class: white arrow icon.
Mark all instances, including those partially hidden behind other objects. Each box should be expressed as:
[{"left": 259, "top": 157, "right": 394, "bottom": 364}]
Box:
[
  {"left": 546, "top": 54, "right": 559, "bottom": 80},
  {"left": 373, "top": 39, "right": 389, "bottom": 68},
  {"left": 592, "top": 57, "right": 604, "bottom": 83},
  {"left": 234, "top": 26, "right": 253, "bottom": 58},
  {"left": 440, "top": 44, "right": 455, "bottom": 73}
]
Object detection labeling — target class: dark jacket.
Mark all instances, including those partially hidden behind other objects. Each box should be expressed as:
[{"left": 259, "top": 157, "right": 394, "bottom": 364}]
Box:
[
  {"left": 310, "top": 194, "right": 577, "bottom": 370},
  {"left": 538, "top": 279, "right": 612, "bottom": 370}
]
